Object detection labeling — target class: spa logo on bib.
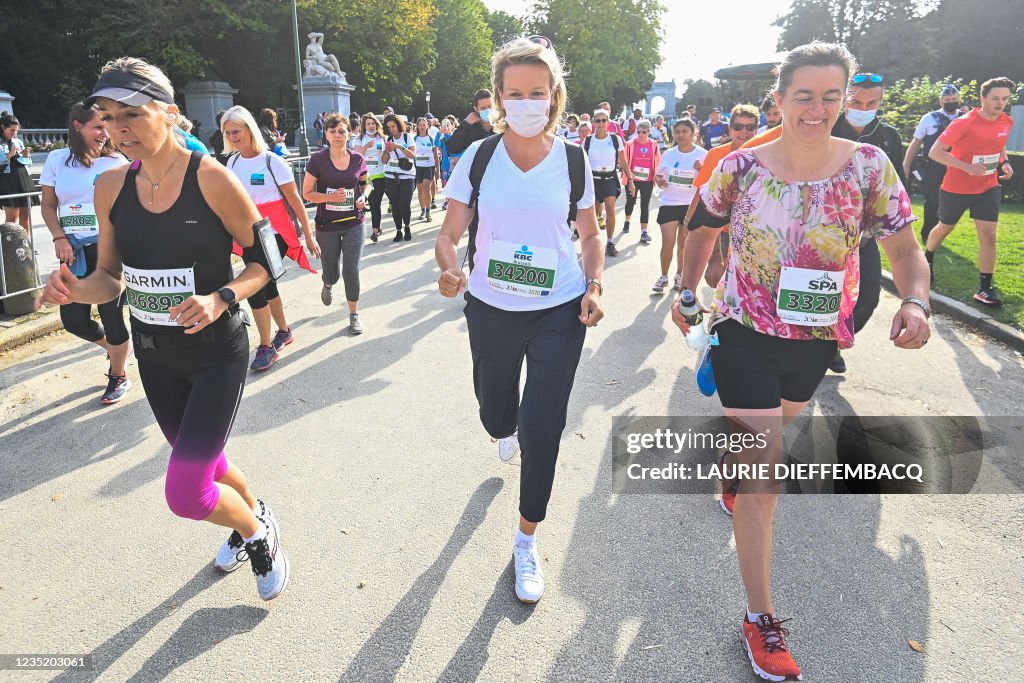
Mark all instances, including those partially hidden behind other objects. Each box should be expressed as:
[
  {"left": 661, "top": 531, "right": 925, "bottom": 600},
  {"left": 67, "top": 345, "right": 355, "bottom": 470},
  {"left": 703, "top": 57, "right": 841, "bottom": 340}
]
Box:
[{"left": 808, "top": 272, "right": 838, "bottom": 292}]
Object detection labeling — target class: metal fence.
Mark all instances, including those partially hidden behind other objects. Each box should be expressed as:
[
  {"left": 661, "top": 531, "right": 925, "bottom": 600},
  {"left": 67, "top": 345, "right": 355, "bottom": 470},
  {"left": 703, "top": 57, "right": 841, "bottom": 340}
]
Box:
[{"left": 0, "top": 152, "right": 314, "bottom": 303}]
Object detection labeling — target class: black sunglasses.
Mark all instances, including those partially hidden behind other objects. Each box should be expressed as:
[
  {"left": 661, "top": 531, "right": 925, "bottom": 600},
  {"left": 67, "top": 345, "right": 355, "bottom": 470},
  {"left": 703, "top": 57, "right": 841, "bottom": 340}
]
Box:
[
  {"left": 852, "top": 73, "right": 884, "bottom": 85},
  {"left": 731, "top": 123, "right": 758, "bottom": 132},
  {"left": 593, "top": 118, "right": 609, "bottom": 123}
]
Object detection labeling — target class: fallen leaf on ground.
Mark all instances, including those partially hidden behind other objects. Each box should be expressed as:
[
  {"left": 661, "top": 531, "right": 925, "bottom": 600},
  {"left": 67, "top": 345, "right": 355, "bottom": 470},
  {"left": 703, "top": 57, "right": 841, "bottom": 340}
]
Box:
[
  {"left": 908, "top": 640, "right": 925, "bottom": 653},
  {"left": 51, "top": 493, "right": 63, "bottom": 502},
  {"left": 575, "top": 432, "right": 586, "bottom": 439},
  {"left": 357, "top": 580, "right": 366, "bottom": 589}
]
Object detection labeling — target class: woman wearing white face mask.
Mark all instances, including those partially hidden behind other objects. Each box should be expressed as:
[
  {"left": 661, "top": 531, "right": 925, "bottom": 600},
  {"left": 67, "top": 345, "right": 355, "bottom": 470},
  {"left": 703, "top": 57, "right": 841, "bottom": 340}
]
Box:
[{"left": 435, "top": 36, "right": 604, "bottom": 606}]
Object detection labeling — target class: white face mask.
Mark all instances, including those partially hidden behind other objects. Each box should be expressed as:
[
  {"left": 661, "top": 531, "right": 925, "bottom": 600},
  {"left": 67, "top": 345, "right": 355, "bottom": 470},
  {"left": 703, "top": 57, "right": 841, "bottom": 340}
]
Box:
[
  {"left": 502, "top": 98, "right": 551, "bottom": 138},
  {"left": 845, "top": 108, "right": 877, "bottom": 128}
]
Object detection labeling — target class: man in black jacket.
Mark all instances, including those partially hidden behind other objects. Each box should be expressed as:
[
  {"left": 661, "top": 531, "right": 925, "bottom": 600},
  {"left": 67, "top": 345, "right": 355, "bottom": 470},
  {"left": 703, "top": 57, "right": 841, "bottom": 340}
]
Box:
[
  {"left": 829, "top": 73, "right": 906, "bottom": 374},
  {"left": 446, "top": 89, "right": 494, "bottom": 156}
]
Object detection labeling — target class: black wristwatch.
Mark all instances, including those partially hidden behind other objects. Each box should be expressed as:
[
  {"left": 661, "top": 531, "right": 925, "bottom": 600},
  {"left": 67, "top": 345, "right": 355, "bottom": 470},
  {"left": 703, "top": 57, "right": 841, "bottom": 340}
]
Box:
[{"left": 217, "top": 287, "right": 237, "bottom": 306}]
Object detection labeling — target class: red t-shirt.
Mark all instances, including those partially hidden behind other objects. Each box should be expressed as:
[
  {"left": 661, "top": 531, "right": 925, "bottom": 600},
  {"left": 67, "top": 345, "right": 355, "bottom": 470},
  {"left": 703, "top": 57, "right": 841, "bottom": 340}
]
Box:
[{"left": 937, "top": 108, "right": 1013, "bottom": 195}]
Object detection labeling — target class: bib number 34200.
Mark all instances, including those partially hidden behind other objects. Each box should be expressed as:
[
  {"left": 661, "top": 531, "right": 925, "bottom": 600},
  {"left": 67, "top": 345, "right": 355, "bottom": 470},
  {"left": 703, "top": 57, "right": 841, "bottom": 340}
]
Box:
[
  {"left": 776, "top": 266, "right": 844, "bottom": 326},
  {"left": 487, "top": 240, "right": 558, "bottom": 298}
]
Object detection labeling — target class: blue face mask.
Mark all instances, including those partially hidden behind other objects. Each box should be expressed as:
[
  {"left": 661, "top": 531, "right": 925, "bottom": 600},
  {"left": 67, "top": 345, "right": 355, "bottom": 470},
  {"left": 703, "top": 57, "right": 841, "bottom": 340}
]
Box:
[
  {"left": 845, "top": 108, "right": 877, "bottom": 128},
  {"left": 479, "top": 108, "right": 493, "bottom": 123}
]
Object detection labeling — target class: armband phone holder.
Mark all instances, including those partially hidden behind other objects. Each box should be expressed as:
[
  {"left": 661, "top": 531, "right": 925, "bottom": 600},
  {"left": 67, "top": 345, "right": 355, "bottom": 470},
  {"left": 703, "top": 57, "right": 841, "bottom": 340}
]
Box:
[{"left": 254, "top": 217, "right": 286, "bottom": 281}]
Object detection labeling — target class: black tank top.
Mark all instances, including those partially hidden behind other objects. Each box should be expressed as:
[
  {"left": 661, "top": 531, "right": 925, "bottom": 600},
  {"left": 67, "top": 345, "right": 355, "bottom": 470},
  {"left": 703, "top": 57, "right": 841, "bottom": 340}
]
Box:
[{"left": 112, "top": 152, "right": 234, "bottom": 334}]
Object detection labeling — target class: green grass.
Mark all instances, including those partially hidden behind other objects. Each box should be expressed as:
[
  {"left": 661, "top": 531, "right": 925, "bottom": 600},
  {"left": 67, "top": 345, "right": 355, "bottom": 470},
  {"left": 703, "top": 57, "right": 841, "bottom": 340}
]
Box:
[{"left": 879, "top": 200, "right": 1024, "bottom": 331}]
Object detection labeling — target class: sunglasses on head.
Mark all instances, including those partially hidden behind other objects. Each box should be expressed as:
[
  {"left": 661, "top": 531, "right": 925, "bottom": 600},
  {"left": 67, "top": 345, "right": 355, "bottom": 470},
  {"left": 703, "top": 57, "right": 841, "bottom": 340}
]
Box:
[
  {"left": 731, "top": 123, "right": 758, "bottom": 132},
  {"left": 502, "top": 34, "right": 554, "bottom": 50},
  {"left": 852, "top": 73, "right": 884, "bottom": 85}
]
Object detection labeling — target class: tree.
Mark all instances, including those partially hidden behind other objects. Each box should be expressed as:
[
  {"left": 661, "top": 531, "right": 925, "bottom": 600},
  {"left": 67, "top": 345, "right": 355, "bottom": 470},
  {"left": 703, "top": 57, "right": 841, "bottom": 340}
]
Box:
[
  {"left": 486, "top": 10, "right": 524, "bottom": 51},
  {"left": 421, "top": 0, "right": 494, "bottom": 118},
  {"left": 775, "top": 0, "right": 921, "bottom": 52},
  {"left": 927, "top": 0, "right": 1024, "bottom": 85},
  {"left": 529, "top": 0, "right": 665, "bottom": 115},
  {"left": 677, "top": 79, "right": 717, "bottom": 118}
]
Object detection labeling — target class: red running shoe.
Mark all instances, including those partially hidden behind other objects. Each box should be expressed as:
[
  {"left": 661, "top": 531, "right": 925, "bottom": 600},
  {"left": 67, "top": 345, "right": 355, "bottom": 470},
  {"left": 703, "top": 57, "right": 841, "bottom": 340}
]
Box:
[
  {"left": 719, "top": 451, "right": 738, "bottom": 516},
  {"left": 742, "top": 613, "right": 803, "bottom": 681}
]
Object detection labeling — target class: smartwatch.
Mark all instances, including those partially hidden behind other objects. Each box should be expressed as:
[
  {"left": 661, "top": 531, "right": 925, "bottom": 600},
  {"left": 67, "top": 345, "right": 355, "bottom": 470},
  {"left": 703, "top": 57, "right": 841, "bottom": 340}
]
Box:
[{"left": 217, "top": 287, "right": 237, "bottom": 306}]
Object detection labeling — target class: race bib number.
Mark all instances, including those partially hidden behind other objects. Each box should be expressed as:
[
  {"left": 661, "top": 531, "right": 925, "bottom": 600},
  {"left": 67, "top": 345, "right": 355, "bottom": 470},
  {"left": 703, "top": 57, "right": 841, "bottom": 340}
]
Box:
[
  {"left": 326, "top": 187, "right": 354, "bottom": 211},
  {"left": 416, "top": 152, "right": 432, "bottom": 165},
  {"left": 710, "top": 136, "right": 722, "bottom": 146},
  {"left": 668, "top": 170, "right": 696, "bottom": 186},
  {"left": 365, "top": 157, "right": 382, "bottom": 173},
  {"left": 487, "top": 240, "right": 558, "bottom": 298},
  {"left": 972, "top": 153, "right": 1000, "bottom": 175},
  {"left": 633, "top": 166, "right": 651, "bottom": 181},
  {"left": 387, "top": 157, "right": 402, "bottom": 170},
  {"left": 123, "top": 265, "right": 195, "bottom": 326},
  {"left": 776, "top": 266, "right": 844, "bottom": 326},
  {"left": 58, "top": 202, "right": 98, "bottom": 236}
]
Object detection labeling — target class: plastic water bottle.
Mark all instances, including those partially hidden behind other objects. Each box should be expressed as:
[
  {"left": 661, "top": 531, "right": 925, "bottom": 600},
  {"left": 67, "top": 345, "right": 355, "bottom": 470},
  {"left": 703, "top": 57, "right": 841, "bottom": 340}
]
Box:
[{"left": 679, "top": 289, "right": 709, "bottom": 350}]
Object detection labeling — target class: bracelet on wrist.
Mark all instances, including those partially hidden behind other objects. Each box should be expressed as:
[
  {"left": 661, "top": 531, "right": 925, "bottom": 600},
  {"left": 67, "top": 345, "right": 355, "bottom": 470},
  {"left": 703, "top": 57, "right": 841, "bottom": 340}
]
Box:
[{"left": 53, "top": 235, "right": 69, "bottom": 243}]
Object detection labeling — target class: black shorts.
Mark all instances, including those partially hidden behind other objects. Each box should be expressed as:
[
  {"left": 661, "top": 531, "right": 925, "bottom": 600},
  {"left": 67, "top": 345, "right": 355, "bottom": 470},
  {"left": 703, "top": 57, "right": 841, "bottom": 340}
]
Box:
[
  {"left": 709, "top": 319, "right": 837, "bottom": 409},
  {"left": 657, "top": 204, "right": 689, "bottom": 225},
  {"left": 415, "top": 166, "right": 436, "bottom": 183},
  {"left": 593, "top": 176, "right": 621, "bottom": 202},
  {"left": 938, "top": 186, "right": 1001, "bottom": 224}
]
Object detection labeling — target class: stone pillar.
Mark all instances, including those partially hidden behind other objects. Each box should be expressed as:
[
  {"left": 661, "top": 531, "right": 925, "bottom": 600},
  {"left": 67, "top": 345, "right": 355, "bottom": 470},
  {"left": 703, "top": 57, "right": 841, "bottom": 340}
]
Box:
[
  {"left": 300, "top": 74, "right": 356, "bottom": 144},
  {"left": 1008, "top": 105, "right": 1024, "bottom": 153},
  {"left": 0, "top": 91, "right": 15, "bottom": 118},
  {"left": 183, "top": 81, "right": 239, "bottom": 147}
]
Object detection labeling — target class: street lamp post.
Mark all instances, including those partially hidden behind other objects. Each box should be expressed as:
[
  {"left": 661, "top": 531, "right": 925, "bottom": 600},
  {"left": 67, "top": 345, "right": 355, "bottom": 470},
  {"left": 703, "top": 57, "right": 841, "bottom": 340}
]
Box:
[
  {"left": 290, "top": 0, "right": 309, "bottom": 156},
  {"left": 425, "top": 91, "right": 431, "bottom": 116}
]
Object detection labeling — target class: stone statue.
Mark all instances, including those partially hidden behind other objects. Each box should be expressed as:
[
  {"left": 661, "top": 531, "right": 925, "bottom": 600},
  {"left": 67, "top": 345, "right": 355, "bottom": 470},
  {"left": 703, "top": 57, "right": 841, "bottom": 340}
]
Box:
[
  {"left": 305, "top": 32, "right": 341, "bottom": 75},
  {"left": 303, "top": 59, "right": 333, "bottom": 78}
]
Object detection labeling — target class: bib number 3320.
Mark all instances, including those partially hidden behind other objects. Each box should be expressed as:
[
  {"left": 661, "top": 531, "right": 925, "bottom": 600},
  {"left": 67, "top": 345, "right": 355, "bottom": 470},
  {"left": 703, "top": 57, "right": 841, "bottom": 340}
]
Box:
[{"left": 776, "top": 266, "right": 843, "bottom": 326}]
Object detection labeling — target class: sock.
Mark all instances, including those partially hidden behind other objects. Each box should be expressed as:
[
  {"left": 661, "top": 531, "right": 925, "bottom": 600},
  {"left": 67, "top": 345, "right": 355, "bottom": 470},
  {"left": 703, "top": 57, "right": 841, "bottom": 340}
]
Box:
[
  {"left": 924, "top": 250, "right": 935, "bottom": 264},
  {"left": 243, "top": 522, "right": 268, "bottom": 545},
  {"left": 514, "top": 529, "right": 535, "bottom": 549},
  {"left": 980, "top": 273, "right": 993, "bottom": 291},
  {"left": 608, "top": 239, "right": 614, "bottom": 246},
  {"left": 747, "top": 607, "right": 768, "bottom": 623}
]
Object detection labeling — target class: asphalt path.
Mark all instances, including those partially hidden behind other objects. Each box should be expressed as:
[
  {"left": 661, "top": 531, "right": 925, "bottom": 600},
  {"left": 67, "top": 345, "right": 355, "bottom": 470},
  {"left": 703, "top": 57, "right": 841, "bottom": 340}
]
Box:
[{"left": 2, "top": 190, "right": 1022, "bottom": 681}]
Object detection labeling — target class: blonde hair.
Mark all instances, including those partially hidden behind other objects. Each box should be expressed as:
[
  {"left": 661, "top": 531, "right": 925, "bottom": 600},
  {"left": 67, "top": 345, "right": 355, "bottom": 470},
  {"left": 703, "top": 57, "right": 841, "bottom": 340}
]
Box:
[
  {"left": 490, "top": 38, "right": 567, "bottom": 135},
  {"left": 221, "top": 105, "right": 268, "bottom": 155},
  {"left": 98, "top": 57, "right": 178, "bottom": 124},
  {"left": 730, "top": 104, "right": 760, "bottom": 123}
]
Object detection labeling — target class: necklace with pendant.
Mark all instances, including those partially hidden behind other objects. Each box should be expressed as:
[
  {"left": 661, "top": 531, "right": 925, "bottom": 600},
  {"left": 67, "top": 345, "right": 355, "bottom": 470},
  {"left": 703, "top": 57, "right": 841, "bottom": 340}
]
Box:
[{"left": 139, "top": 157, "right": 183, "bottom": 205}]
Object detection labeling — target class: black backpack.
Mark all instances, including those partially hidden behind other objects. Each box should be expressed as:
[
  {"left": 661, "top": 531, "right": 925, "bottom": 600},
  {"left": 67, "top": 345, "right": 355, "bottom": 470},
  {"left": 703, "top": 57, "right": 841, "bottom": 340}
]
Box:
[
  {"left": 464, "top": 134, "right": 586, "bottom": 272},
  {"left": 582, "top": 132, "right": 620, "bottom": 157}
]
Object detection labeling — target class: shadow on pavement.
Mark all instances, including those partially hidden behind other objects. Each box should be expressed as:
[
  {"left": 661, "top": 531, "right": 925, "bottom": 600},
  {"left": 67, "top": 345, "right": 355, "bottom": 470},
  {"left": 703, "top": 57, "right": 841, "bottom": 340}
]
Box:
[
  {"left": 124, "top": 605, "right": 268, "bottom": 683},
  {"left": 50, "top": 566, "right": 227, "bottom": 683},
  {"left": 338, "top": 477, "right": 504, "bottom": 683}
]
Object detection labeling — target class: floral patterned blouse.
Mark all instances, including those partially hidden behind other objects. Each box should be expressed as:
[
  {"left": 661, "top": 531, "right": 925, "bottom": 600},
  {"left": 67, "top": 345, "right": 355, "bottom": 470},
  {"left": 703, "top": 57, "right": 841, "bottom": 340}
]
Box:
[{"left": 700, "top": 143, "right": 914, "bottom": 350}]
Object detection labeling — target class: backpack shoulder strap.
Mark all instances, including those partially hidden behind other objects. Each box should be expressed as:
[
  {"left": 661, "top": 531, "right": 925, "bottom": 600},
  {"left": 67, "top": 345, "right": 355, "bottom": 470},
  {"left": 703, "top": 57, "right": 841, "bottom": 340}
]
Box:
[
  {"left": 612, "top": 134, "right": 619, "bottom": 152},
  {"left": 565, "top": 141, "right": 586, "bottom": 223},
  {"left": 464, "top": 134, "right": 504, "bottom": 272},
  {"left": 583, "top": 135, "right": 591, "bottom": 153}
]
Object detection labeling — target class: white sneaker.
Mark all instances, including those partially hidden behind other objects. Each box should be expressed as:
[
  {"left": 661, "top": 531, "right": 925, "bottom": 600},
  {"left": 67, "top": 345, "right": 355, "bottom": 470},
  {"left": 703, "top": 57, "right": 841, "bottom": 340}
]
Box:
[
  {"left": 673, "top": 273, "right": 683, "bottom": 291},
  {"left": 652, "top": 275, "right": 669, "bottom": 294},
  {"left": 514, "top": 541, "right": 544, "bottom": 604},
  {"left": 245, "top": 511, "right": 290, "bottom": 601},
  {"left": 213, "top": 499, "right": 275, "bottom": 572},
  {"left": 498, "top": 431, "right": 520, "bottom": 463}
]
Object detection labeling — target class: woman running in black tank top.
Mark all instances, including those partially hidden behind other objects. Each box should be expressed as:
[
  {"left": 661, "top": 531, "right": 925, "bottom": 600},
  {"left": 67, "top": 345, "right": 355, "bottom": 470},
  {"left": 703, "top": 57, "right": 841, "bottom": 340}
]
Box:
[{"left": 38, "top": 57, "right": 291, "bottom": 601}]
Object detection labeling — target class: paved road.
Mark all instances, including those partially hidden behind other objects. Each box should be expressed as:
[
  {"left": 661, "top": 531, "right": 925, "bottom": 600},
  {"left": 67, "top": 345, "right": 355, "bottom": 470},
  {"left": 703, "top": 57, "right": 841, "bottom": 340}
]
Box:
[{"left": 2, "top": 192, "right": 1022, "bottom": 682}]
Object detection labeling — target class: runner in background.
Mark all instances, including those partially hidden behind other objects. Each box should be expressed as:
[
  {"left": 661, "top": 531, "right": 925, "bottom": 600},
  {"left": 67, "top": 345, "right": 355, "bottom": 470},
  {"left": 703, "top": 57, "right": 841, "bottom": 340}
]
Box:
[
  {"left": 699, "top": 107, "right": 730, "bottom": 149},
  {"left": 903, "top": 84, "right": 962, "bottom": 242},
  {"left": 622, "top": 119, "right": 661, "bottom": 243},
  {"left": 413, "top": 117, "right": 437, "bottom": 222},
  {"left": 651, "top": 114, "right": 671, "bottom": 151},
  {"left": 356, "top": 113, "right": 387, "bottom": 241},
  {"left": 39, "top": 102, "right": 132, "bottom": 404},
  {"left": 925, "top": 77, "right": 1015, "bottom": 306},
  {"left": 757, "top": 97, "right": 782, "bottom": 134},
  {"left": 585, "top": 109, "right": 633, "bottom": 256}
]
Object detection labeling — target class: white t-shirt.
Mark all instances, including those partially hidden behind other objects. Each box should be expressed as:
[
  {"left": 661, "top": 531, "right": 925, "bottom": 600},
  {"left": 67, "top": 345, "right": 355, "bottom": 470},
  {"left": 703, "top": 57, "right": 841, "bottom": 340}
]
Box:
[
  {"left": 428, "top": 125, "right": 440, "bottom": 140},
  {"left": 657, "top": 146, "right": 708, "bottom": 206},
  {"left": 414, "top": 135, "right": 436, "bottom": 167},
  {"left": 227, "top": 152, "right": 295, "bottom": 205},
  {"left": 357, "top": 133, "right": 386, "bottom": 176},
  {"left": 586, "top": 134, "right": 620, "bottom": 173},
  {"left": 446, "top": 137, "right": 596, "bottom": 312},
  {"left": 384, "top": 132, "right": 416, "bottom": 179},
  {"left": 39, "top": 149, "right": 127, "bottom": 238},
  {"left": 913, "top": 110, "right": 959, "bottom": 141},
  {"left": 563, "top": 128, "right": 581, "bottom": 143}
]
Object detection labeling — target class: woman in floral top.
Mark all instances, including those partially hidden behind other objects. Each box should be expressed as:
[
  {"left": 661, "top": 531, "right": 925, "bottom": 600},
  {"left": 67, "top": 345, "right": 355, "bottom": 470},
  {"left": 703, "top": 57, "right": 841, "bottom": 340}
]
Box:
[{"left": 672, "top": 43, "right": 932, "bottom": 682}]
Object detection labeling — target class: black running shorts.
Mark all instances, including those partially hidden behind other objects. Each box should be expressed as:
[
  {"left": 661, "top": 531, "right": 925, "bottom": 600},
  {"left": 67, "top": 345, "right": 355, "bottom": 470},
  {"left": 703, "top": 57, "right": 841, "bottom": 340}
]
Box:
[{"left": 937, "top": 186, "right": 1001, "bottom": 225}]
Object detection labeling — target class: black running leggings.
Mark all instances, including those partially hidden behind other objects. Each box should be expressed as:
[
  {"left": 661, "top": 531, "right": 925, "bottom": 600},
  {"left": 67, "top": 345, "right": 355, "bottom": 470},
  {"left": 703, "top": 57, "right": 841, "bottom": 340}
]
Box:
[
  {"left": 464, "top": 294, "right": 586, "bottom": 523},
  {"left": 385, "top": 176, "right": 415, "bottom": 230},
  {"left": 368, "top": 177, "right": 386, "bottom": 231},
  {"left": 624, "top": 180, "right": 655, "bottom": 224},
  {"left": 134, "top": 315, "right": 249, "bottom": 521},
  {"left": 59, "top": 243, "right": 130, "bottom": 345}
]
